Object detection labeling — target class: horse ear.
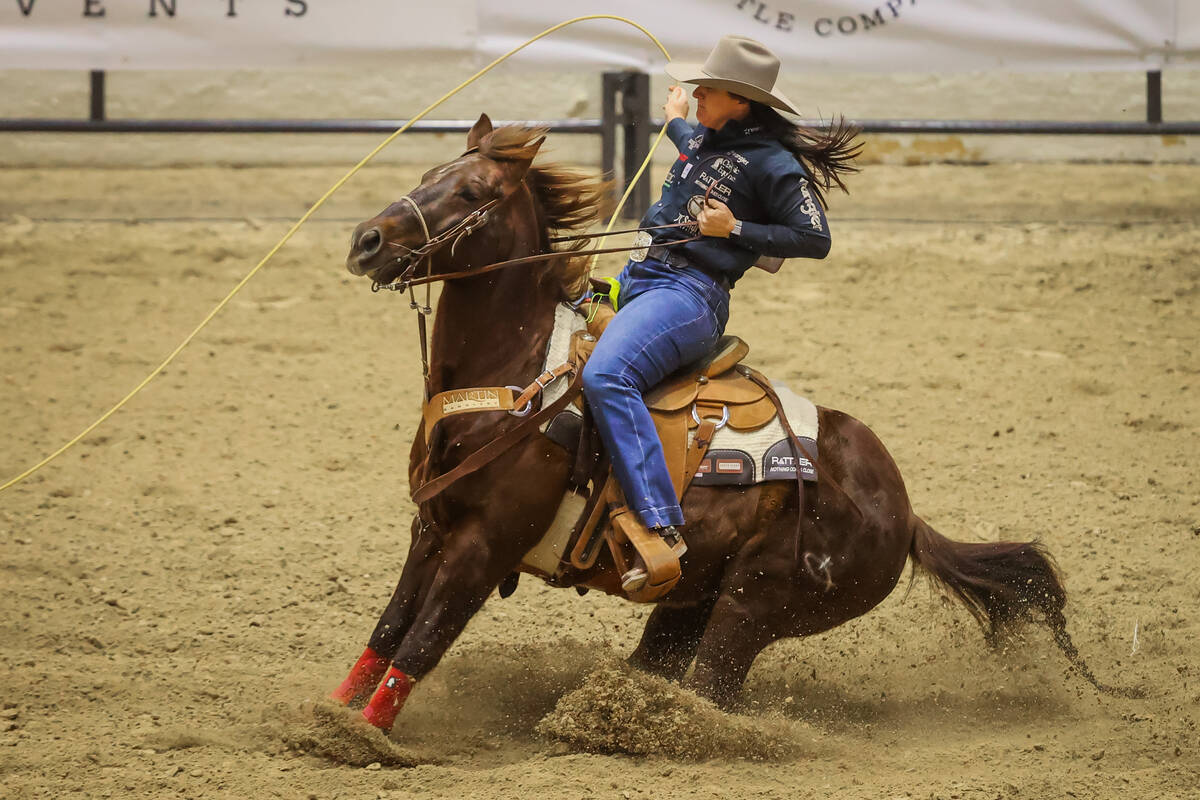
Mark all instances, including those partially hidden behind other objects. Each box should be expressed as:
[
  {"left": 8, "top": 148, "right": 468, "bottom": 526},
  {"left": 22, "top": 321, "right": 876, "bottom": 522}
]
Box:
[
  {"left": 503, "top": 135, "right": 545, "bottom": 184},
  {"left": 467, "top": 114, "right": 493, "bottom": 150}
]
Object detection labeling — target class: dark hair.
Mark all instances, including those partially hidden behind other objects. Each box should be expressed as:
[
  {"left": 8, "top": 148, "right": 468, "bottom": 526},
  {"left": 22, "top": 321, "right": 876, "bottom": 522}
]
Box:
[{"left": 738, "top": 99, "right": 862, "bottom": 208}]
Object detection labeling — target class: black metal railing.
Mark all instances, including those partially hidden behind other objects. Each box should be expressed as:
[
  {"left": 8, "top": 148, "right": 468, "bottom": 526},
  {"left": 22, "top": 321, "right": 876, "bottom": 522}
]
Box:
[{"left": 2, "top": 69, "right": 1194, "bottom": 220}]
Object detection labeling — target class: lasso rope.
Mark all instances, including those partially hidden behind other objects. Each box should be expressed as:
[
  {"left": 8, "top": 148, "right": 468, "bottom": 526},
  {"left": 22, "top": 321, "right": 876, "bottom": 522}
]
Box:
[{"left": 0, "top": 15, "right": 672, "bottom": 494}]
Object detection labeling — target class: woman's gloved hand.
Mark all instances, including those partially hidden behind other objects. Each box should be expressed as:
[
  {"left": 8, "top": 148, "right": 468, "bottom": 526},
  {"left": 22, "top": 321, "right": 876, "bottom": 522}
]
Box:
[
  {"left": 664, "top": 85, "right": 689, "bottom": 123},
  {"left": 696, "top": 198, "right": 737, "bottom": 238}
]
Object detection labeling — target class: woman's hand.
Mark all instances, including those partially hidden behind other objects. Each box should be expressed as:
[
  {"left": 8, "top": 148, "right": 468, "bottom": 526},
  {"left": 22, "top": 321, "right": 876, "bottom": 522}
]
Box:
[
  {"left": 664, "top": 85, "right": 689, "bottom": 123},
  {"left": 696, "top": 198, "right": 737, "bottom": 238}
]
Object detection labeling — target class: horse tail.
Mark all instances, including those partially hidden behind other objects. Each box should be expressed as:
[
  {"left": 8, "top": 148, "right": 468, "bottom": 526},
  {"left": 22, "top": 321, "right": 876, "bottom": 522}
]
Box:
[{"left": 909, "top": 517, "right": 1141, "bottom": 698}]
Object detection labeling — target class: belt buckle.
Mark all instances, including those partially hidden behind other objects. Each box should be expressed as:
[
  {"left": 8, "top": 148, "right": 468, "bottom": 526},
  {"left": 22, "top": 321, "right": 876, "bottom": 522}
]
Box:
[{"left": 630, "top": 230, "right": 651, "bottom": 263}]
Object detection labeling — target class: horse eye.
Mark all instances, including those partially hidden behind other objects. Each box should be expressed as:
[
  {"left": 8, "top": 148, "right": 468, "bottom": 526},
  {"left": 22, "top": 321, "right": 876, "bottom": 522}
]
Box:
[{"left": 458, "top": 187, "right": 480, "bottom": 202}]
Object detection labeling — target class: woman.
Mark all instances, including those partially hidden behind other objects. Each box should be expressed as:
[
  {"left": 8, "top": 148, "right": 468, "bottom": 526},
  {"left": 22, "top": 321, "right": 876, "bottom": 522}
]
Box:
[{"left": 581, "top": 35, "right": 861, "bottom": 592}]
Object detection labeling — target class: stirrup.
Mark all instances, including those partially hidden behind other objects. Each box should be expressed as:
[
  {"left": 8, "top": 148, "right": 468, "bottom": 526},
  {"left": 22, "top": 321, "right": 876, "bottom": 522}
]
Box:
[
  {"left": 620, "top": 525, "right": 684, "bottom": 593},
  {"left": 606, "top": 500, "right": 681, "bottom": 602}
]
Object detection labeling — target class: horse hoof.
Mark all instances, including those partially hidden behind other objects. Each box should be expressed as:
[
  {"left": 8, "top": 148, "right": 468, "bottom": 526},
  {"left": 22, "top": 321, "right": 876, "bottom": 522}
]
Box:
[
  {"left": 498, "top": 572, "right": 520, "bottom": 598},
  {"left": 621, "top": 567, "right": 648, "bottom": 593}
]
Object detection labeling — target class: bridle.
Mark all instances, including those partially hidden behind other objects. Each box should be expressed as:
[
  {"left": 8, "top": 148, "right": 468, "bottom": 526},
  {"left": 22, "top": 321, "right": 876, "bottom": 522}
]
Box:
[{"left": 369, "top": 189, "right": 511, "bottom": 295}]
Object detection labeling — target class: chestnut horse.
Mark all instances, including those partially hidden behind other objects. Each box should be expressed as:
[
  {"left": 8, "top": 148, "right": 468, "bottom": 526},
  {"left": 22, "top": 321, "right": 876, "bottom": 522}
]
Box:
[{"left": 330, "top": 115, "right": 1120, "bottom": 733}]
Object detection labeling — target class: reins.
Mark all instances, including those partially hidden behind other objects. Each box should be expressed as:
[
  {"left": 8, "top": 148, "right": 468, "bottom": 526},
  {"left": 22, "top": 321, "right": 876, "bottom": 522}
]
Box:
[
  {"left": 391, "top": 227, "right": 700, "bottom": 290},
  {"left": 371, "top": 163, "right": 727, "bottom": 294}
]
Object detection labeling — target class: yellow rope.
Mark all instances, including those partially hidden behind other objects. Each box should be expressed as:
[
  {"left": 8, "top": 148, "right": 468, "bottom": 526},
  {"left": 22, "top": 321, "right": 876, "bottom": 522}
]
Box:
[
  {"left": 0, "top": 15, "right": 672, "bottom": 494},
  {"left": 587, "top": 121, "right": 670, "bottom": 278}
]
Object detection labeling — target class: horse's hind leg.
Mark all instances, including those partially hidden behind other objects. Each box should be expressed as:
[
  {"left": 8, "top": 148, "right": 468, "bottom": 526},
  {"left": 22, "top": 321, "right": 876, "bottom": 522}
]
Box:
[
  {"left": 685, "top": 590, "right": 784, "bottom": 708},
  {"left": 682, "top": 523, "right": 810, "bottom": 708},
  {"left": 628, "top": 596, "right": 718, "bottom": 681},
  {"left": 330, "top": 517, "right": 441, "bottom": 706}
]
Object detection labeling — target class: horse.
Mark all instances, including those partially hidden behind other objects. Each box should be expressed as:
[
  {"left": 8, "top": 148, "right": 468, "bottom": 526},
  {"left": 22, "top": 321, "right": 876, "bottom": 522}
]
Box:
[{"left": 329, "top": 114, "right": 1122, "bottom": 734}]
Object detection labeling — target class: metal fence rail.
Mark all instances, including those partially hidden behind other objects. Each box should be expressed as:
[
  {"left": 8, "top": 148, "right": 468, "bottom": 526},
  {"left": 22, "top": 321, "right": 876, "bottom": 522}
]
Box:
[{"left": 1, "top": 69, "right": 1194, "bottom": 219}]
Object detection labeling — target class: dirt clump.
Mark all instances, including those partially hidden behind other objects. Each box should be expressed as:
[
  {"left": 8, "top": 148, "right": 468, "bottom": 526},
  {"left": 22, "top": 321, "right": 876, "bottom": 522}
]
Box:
[{"left": 538, "top": 663, "right": 809, "bottom": 760}]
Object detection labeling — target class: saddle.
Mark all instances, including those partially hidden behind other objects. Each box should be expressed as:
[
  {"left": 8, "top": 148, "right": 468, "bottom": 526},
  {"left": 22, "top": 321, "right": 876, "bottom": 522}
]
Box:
[{"left": 555, "top": 300, "right": 783, "bottom": 602}]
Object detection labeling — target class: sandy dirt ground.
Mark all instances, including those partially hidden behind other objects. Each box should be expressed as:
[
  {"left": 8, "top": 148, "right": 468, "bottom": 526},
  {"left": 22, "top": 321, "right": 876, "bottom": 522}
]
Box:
[{"left": 0, "top": 153, "right": 1197, "bottom": 799}]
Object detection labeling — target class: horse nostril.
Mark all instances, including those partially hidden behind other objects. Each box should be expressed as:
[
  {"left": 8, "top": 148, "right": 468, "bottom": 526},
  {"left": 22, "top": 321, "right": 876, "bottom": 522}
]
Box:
[{"left": 358, "top": 227, "right": 383, "bottom": 257}]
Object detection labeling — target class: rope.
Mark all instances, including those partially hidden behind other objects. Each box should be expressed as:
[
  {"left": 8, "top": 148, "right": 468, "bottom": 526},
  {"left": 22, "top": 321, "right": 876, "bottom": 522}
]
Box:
[
  {"left": 588, "top": 122, "right": 670, "bottom": 278},
  {"left": 0, "top": 15, "right": 672, "bottom": 494}
]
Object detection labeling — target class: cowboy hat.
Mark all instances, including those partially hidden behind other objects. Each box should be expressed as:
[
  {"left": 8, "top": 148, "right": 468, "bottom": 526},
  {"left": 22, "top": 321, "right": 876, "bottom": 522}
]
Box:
[{"left": 665, "top": 35, "right": 799, "bottom": 115}]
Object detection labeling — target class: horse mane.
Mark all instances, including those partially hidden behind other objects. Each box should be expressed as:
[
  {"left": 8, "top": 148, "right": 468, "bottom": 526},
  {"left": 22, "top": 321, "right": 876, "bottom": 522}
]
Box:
[{"left": 479, "top": 126, "right": 612, "bottom": 299}]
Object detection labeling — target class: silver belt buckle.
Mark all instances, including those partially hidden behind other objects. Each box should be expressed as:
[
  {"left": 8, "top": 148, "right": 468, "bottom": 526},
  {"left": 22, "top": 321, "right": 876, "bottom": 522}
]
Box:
[{"left": 630, "top": 230, "right": 651, "bottom": 262}]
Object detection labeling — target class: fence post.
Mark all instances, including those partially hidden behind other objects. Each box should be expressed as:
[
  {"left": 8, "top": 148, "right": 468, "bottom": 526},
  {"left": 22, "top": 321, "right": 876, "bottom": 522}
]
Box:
[
  {"left": 89, "top": 70, "right": 106, "bottom": 122},
  {"left": 601, "top": 72, "right": 620, "bottom": 192},
  {"left": 621, "top": 71, "right": 651, "bottom": 220},
  {"left": 1146, "top": 70, "right": 1162, "bottom": 124},
  {"left": 601, "top": 70, "right": 653, "bottom": 220}
]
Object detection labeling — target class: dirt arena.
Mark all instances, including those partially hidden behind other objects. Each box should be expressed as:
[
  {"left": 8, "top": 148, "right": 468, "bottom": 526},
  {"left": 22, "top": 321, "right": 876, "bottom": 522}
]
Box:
[{"left": 1, "top": 150, "right": 1197, "bottom": 799}]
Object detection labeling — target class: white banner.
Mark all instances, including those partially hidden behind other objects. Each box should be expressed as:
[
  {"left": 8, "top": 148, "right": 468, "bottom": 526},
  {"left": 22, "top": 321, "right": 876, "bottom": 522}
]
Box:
[{"left": 0, "top": 1, "right": 1194, "bottom": 72}]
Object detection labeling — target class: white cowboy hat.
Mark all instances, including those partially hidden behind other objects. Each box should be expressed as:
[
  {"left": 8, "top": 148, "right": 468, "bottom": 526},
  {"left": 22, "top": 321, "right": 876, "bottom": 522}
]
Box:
[{"left": 665, "top": 35, "right": 799, "bottom": 116}]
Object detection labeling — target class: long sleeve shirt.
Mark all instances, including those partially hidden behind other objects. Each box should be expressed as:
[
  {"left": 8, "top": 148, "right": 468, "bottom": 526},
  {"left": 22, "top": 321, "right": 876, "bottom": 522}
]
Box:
[{"left": 640, "top": 116, "right": 831, "bottom": 288}]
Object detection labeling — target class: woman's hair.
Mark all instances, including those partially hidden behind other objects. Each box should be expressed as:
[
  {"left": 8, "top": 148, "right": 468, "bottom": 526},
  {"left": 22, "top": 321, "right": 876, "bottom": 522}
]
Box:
[{"left": 739, "top": 99, "right": 862, "bottom": 208}]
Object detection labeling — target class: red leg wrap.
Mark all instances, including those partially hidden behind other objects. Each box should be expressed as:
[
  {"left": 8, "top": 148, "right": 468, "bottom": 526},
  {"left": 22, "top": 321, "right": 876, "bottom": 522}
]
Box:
[
  {"left": 361, "top": 667, "right": 413, "bottom": 732},
  {"left": 329, "top": 647, "right": 390, "bottom": 706}
]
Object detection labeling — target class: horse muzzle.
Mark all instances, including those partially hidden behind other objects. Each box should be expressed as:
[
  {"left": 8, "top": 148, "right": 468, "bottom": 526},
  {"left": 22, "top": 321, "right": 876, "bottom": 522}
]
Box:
[{"left": 345, "top": 222, "right": 387, "bottom": 277}]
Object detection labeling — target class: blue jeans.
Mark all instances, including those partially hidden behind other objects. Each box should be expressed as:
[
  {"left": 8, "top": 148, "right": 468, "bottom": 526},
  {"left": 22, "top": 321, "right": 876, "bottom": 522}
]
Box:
[{"left": 581, "top": 258, "right": 730, "bottom": 528}]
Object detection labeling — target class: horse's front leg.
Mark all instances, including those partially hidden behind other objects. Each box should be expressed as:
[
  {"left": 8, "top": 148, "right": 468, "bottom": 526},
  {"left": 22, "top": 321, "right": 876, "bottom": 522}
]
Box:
[
  {"left": 330, "top": 517, "right": 442, "bottom": 706},
  {"left": 360, "top": 513, "right": 525, "bottom": 732}
]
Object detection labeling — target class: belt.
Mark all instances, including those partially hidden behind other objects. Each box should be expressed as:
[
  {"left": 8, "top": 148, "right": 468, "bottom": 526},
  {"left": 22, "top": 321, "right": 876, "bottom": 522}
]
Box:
[{"left": 646, "top": 245, "right": 731, "bottom": 292}]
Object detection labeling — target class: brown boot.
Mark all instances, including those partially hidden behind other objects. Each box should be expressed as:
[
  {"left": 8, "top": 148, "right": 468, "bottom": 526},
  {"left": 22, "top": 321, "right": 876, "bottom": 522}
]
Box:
[{"left": 659, "top": 525, "right": 688, "bottom": 558}]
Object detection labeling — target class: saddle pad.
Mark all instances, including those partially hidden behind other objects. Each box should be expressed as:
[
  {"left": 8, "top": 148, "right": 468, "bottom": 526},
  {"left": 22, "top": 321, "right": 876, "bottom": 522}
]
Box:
[
  {"left": 539, "top": 302, "right": 585, "bottom": 414},
  {"left": 537, "top": 302, "right": 819, "bottom": 486},
  {"left": 690, "top": 382, "right": 818, "bottom": 485}
]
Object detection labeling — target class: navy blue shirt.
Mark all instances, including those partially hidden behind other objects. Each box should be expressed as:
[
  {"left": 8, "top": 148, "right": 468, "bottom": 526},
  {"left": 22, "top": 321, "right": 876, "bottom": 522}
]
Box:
[{"left": 641, "top": 117, "right": 831, "bottom": 288}]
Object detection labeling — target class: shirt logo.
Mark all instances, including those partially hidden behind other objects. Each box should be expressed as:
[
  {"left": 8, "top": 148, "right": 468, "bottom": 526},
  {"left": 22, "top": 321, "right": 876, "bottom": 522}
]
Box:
[
  {"left": 672, "top": 212, "right": 698, "bottom": 232},
  {"left": 708, "top": 156, "right": 738, "bottom": 179},
  {"left": 798, "top": 178, "right": 823, "bottom": 232}
]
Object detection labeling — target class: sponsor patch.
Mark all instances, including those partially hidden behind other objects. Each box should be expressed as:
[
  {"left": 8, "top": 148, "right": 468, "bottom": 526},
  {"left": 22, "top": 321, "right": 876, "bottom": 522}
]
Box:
[
  {"left": 692, "top": 449, "right": 754, "bottom": 485},
  {"left": 443, "top": 389, "right": 501, "bottom": 414},
  {"left": 763, "top": 439, "right": 818, "bottom": 482}
]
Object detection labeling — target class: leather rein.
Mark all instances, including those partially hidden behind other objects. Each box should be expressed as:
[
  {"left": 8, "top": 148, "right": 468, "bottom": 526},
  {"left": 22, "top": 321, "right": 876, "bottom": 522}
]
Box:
[
  {"left": 370, "top": 194, "right": 700, "bottom": 293},
  {"left": 369, "top": 146, "right": 726, "bottom": 296}
]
